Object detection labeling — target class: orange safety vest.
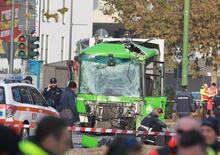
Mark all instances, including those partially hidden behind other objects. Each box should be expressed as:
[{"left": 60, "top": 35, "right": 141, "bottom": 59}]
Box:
[{"left": 207, "top": 87, "right": 217, "bottom": 110}]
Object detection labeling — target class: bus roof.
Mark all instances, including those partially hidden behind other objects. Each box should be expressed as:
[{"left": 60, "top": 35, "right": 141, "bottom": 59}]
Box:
[{"left": 80, "top": 42, "right": 158, "bottom": 60}]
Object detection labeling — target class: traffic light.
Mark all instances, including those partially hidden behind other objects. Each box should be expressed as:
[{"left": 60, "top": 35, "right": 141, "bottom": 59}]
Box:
[
  {"left": 18, "top": 35, "right": 27, "bottom": 59},
  {"left": 28, "top": 36, "right": 39, "bottom": 59}
]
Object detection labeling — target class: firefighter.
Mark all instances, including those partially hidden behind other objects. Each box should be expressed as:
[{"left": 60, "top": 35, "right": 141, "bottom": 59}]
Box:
[
  {"left": 207, "top": 83, "right": 218, "bottom": 117},
  {"left": 175, "top": 86, "right": 194, "bottom": 118},
  {"left": 138, "top": 108, "right": 166, "bottom": 145},
  {"left": 200, "top": 84, "right": 209, "bottom": 118}
]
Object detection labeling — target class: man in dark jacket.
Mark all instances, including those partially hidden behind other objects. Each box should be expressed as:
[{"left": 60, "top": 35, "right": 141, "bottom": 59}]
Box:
[
  {"left": 138, "top": 108, "right": 166, "bottom": 145},
  {"left": 175, "top": 86, "right": 194, "bottom": 118},
  {"left": 213, "top": 87, "right": 220, "bottom": 119},
  {"left": 60, "top": 81, "right": 79, "bottom": 125},
  {"left": 43, "top": 78, "right": 63, "bottom": 110}
]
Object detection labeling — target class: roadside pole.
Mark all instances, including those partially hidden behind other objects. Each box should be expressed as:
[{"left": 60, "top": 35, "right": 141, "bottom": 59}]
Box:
[
  {"left": 181, "top": 0, "right": 190, "bottom": 87},
  {"left": 9, "top": 0, "right": 15, "bottom": 74},
  {"left": 68, "top": 0, "right": 73, "bottom": 81},
  {"left": 21, "top": 0, "right": 29, "bottom": 78}
]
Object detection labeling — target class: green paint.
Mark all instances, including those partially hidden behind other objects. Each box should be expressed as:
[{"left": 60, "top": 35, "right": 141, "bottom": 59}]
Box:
[
  {"left": 76, "top": 41, "right": 167, "bottom": 129},
  {"left": 82, "top": 135, "right": 99, "bottom": 148},
  {"left": 136, "top": 97, "right": 167, "bottom": 129},
  {"left": 76, "top": 100, "right": 87, "bottom": 113},
  {"left": 77, "top": 94, "right": 141, "bottom": 103},
  {"left": 143, "top": 97, "right": 167, "bottom": 120},
  {"left": 81, "top": 43, "right": 157, "bottom": 60},
  {"left": 181, "top": 0, "right": 190, "bottom": 86},
  {"left": 76, "top": 94, "right": 142, "bottom": 114}
]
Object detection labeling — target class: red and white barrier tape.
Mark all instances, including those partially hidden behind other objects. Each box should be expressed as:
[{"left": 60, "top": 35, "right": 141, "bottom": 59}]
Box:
[
  {"left": 4, "top": 123, "right": 175, "bottom": 136},
  {"left": 68, "top": 126, "right": 176, "bottom": 136}
]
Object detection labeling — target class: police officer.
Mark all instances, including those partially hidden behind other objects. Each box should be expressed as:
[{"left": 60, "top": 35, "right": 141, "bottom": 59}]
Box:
[
  {"left": 43, "top": 78, "right": 63, "bottom": 110},
  {"left": 138, "top": 108, "right": 166, "bottom": 145},
  {"left": 175, "top": 86, "right": 194, "bottom": 118}
]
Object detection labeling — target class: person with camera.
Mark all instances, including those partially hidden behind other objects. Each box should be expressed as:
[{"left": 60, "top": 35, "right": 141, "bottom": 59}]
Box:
[{"left": 43, "top": 78, "right": 63, "bottom": 110}]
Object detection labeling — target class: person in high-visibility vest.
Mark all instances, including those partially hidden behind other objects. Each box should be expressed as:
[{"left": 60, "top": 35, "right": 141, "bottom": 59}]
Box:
[
  {"left": 207, "top": 83, "right": 218, "bottom": 117},
  {"left": 177, "top": 130, "right": 215, "bottom": 155},
  {"left": 19, "top": 116, "right": 71, "bottom": 155},
  {"left": 201, "top": 117, "right": 220, "bottom": 154},
  {"left": 200, "top": 84, "right": 209, "bottom": 118}
]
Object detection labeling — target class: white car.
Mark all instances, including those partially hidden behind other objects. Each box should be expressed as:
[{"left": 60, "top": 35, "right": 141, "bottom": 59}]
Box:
[{"left": 0, "top": 81, "right": 59, "bottom": 138}]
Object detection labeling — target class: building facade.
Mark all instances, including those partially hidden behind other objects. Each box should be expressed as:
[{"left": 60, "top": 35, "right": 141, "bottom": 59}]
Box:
[
  {"left": 0, "top": 0, "right": 36, "bottom": 74},
  {"left": 39, "top": 0, "right": 93, "bottom": 64},
  {"left": 93, "top": 0, "right": 124, "bottom": 38}
]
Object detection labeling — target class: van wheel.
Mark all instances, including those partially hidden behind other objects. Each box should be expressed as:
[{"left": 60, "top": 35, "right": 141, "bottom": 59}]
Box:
[{"left": 20, "top": 128, "right": 29, "bottom": 140}]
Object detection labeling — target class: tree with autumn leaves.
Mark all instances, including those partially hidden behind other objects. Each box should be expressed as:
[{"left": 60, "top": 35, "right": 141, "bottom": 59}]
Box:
[{"left": 102, "top": 0, "right": 220, "bottom": 83}]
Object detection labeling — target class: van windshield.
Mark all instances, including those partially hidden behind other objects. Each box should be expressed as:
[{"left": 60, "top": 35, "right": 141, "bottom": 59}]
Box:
[{"left": 0, "top": 87, "right": 5, "bottom": 104}]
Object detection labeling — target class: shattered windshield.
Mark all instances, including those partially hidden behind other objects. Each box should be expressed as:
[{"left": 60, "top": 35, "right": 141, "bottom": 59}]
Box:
[{"left": 79, "top": 55, "right": 141, "bottom": 97}]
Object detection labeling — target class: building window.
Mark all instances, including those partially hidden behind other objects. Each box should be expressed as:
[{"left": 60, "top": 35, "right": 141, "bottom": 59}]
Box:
[
  {"left": 42, "top": 0, "right": 50, "bottom": 22},
  {"left": 61, "top": 36, "right": 65, "bottom": 61},
  {"left": 42, "top": 0, "right": 46, "bottom": 22},
  {"left": 29, "top": 87, "right": 46, "bottom": 106},
  {"left": 40, "top": 34, "right": 44, "bottom": 60},
  {"left": 46, "top": 0, "right": 50, "bottom": 12},
  {"left": 45, "top": 35, "right": 49, "bottom": 64},
  {"left": 62, "top": 0, "right": 65, "bottom": 24}
]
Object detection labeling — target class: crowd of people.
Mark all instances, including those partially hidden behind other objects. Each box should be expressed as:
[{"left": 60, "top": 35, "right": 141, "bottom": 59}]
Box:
[
  {"left": 175, "top": 83, "right": 219, "bottom": 119},
  {"left": 1, "top": 116, "right": 220, "bottom": 155},
  {"left": 149, "top": 117, "right": 220, "bottom": 155},
  {"left": 1, "top": 78, "right": 220, "bottom": 155},
  {"left": 200, "top": 83, "right": 219, "bottom": 118}
]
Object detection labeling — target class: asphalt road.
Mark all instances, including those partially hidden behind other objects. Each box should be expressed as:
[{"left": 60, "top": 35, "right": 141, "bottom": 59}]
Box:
[
  {"left": 68, "top": 120, "right": 176, "bottom": 155},
  {"left": 66, "top": 145, "right": 159, "bottom": 155}
]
